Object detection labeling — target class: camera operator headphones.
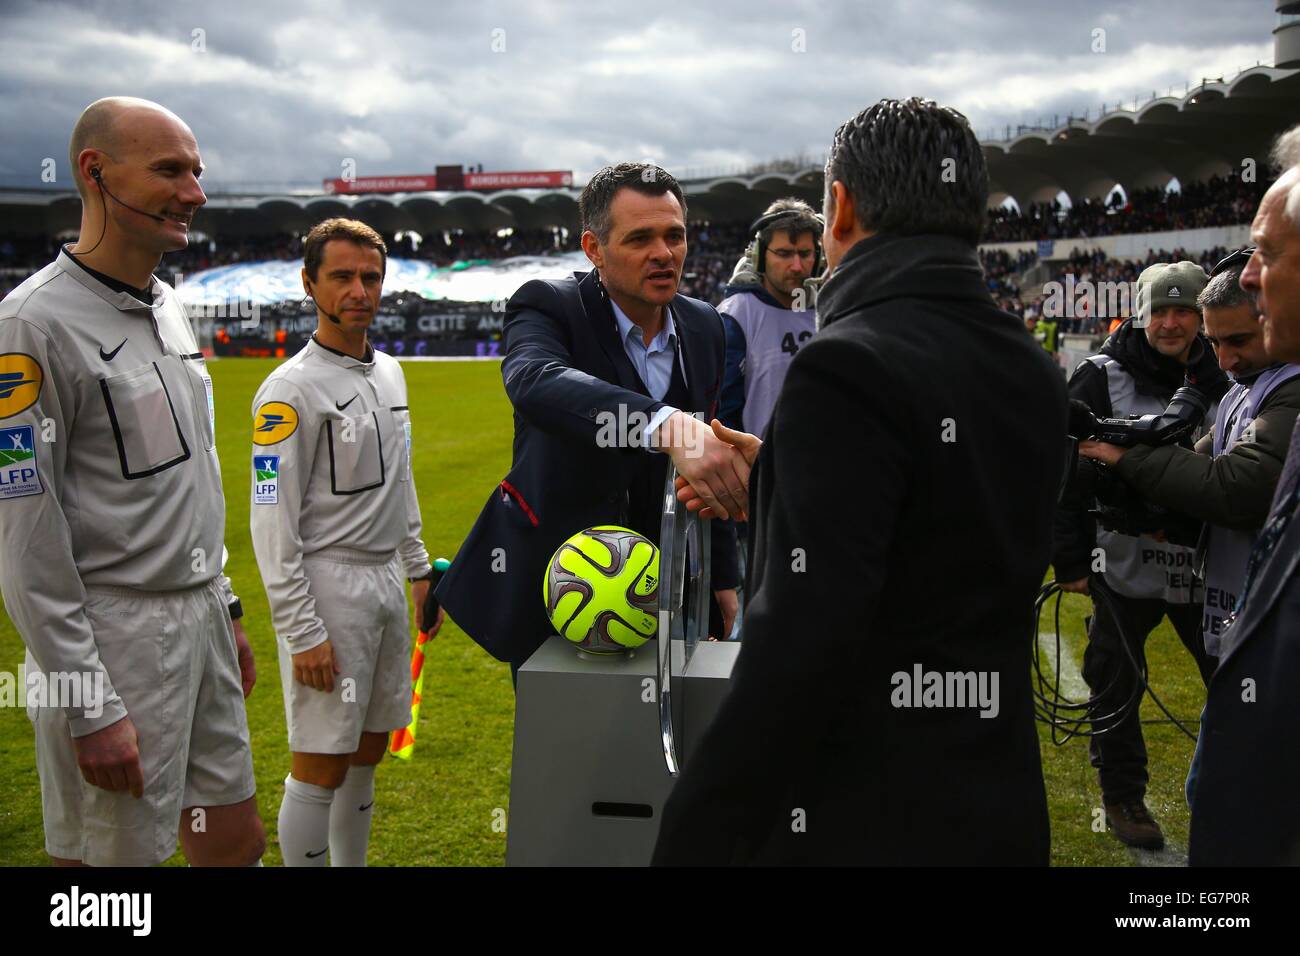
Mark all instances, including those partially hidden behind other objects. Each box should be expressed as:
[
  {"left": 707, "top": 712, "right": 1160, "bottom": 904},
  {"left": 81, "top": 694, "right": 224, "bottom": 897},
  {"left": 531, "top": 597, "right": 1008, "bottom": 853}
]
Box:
[
  {"left": 743, "top": 208, "right": 827, "bottom": 277},
  {"left": 1210, "top": 246, "right": 1255, "bottom": 277}
]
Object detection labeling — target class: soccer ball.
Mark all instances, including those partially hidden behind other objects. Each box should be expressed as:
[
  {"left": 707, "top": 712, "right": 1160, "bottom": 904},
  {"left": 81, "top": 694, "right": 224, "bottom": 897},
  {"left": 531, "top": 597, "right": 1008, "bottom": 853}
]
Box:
[{"left": 543, "top": 526, "right": 660, "bottom": 653}]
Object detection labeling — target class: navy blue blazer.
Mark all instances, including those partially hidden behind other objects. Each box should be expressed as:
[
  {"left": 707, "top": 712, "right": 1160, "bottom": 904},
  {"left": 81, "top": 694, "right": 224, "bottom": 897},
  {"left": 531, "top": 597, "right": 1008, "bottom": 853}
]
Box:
[
  {"left": 1189, "top": 431, "right": 1300, "bottom": 866},
  {"left": 436, "top": 269, "right": 731, "bottom": 664}
]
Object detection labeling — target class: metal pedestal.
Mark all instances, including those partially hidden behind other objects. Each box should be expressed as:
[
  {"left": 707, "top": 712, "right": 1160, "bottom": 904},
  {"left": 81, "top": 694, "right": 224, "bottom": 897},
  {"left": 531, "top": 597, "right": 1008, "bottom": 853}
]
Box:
[
  {"left": 505, "top": 463, "right": 738, "bottom": 866},
  {"left": 505, "top": 637, "right": 737, "bottom": 866}
]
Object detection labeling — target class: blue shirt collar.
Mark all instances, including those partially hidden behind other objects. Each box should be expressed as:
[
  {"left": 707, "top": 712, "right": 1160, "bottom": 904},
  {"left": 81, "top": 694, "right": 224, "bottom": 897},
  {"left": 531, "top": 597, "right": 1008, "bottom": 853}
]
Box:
[{"left": 611, "top": 298, "right": 676, "bottom": 352}]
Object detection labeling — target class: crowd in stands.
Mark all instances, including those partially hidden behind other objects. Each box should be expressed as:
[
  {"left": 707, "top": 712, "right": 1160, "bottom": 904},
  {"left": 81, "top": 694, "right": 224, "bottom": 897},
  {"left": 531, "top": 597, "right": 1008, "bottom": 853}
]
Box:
[
  {"left": 677, "top": 221, "right": 752, "bottom": 303},
  {"left": 984, "top": 173, "right": 1268, "bottom": 242},
  {"left": 0, "top": 171, "right": 1262, "bottom": 306},
  {"left": 981, "top": 248, "right": 1037, "bottom": 316},
  {"left": 1025, "top": 245, "right": 1233, "bottom": 336}
]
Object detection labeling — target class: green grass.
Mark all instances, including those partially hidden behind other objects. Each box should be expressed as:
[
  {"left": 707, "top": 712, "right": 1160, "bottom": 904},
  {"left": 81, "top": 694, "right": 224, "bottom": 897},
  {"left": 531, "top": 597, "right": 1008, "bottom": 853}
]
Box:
[
  {"left": 1033, "top": 589, "right": 1204, "bottom": 866},
  {"left": 0, "top": 358, "right": 1207, "bottom": 866},
  {"left": 0, "top": 358, "right": 516, "bottom": 867}
]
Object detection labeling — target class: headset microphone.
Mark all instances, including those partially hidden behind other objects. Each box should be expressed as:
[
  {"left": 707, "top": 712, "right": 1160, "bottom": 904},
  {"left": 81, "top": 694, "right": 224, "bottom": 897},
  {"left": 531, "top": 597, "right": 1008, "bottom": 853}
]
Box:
[
  {"left": 91, "top": 168, "right": 168, "bottom": 223},
  {"left": 305, "top": 283, "right": 342, "bottom": 324}
]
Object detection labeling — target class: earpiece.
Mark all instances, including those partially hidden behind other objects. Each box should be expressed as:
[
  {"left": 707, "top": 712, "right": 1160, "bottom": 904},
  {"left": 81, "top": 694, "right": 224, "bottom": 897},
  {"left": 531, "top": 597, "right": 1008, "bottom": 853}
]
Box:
[
  {"left": 747, "top": 209, "right": 827, "bottom": 277},
  {"left": 305, "top": 281, "right": 342, "bottom": 325}
]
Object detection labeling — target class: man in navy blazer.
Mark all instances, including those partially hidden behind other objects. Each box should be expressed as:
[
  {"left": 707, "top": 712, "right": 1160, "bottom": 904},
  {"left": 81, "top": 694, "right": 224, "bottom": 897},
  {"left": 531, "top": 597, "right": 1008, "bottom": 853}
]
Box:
[
  {"left": 436, "top": 163, "right": 749, "bottom": 678},
  {"left": 1190, "top": 140, "right": 1300, "bottom": 866}
]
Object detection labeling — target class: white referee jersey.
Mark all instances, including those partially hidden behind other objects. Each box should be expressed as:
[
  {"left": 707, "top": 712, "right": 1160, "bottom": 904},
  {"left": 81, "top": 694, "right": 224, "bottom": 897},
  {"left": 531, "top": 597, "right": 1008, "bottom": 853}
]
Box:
[
  {"left": 249, "top": 335, "right": 431, "bottom": 654},
  {"left": 0, "top": 248, "right": 231, "bottom": 736}
]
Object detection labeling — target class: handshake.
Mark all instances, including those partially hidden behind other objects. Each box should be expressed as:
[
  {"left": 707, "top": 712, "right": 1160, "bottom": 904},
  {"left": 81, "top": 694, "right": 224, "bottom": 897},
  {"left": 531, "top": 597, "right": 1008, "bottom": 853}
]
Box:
[{"left": 653, "top": 412, "right": 763, "bottom": 522}]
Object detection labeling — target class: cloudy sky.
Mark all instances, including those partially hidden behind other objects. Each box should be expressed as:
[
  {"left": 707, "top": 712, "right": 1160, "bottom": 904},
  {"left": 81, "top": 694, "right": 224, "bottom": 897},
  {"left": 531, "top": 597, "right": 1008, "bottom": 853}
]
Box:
[{"left": 0, "top": 0, "right": 1275, "bottom": 191}]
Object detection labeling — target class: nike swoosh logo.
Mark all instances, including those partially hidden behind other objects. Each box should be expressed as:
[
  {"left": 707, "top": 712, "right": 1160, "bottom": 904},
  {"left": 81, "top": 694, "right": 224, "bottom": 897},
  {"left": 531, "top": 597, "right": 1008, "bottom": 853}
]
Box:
[
  {"left": 305, "top": 847, "right": 328, "bottom": 858},
  {"left": 99, "top": 338, "right": 127, "bottom": 362},
  {"left": 359, "top": 801, "right": 374, "bottom": 811},
  {"left": 336, "top": 395, "right": 358, "bottom": 410}
]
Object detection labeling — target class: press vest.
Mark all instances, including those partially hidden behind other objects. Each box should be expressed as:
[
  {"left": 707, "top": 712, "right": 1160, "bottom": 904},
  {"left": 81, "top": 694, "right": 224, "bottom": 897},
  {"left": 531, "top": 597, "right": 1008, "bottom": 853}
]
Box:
[
  {"left": 718, "top": 289, "right": 816, "bottom": 438},
  {"left": 1202, "top": 363, "right": 1300, "bottom": 653},
  {"left": 1086, "top": 354, "right": 1208, "bottom": 604}
]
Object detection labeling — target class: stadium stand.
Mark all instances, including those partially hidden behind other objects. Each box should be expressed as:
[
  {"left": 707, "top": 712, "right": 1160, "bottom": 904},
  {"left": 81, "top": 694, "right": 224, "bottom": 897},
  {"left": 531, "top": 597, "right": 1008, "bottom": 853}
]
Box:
[
  {"left": 0, "top": 171, "right": 1265, "bottom": 352},
  {"left": 984, "top": 173, "right": 1271, "bottom": 242},
  {"left": 1028, "top": 245, "right": 1234, "bottom": 335}
]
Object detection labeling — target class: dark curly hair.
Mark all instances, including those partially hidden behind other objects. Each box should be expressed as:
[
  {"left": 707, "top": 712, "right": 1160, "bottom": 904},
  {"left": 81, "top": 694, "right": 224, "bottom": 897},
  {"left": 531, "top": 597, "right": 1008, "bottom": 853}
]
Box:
[{"left": 825, "top": 97, "right": 988, "bottom": 245}]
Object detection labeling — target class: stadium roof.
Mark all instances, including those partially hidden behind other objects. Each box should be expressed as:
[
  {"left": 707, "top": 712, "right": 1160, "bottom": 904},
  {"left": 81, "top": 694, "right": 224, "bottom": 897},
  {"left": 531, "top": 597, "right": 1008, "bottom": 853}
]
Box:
[
  {"left": 1, "top": 66, "right": 1296, "bottom": 239},
  {"left": 981, "top": 65, "right": 1300, "bottom": 207}
]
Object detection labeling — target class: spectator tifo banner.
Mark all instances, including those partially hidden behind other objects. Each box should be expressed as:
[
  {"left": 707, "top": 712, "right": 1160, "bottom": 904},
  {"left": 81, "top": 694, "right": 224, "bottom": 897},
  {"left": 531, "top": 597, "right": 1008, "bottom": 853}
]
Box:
[{"left": 175, "top": 251, "right": 591, "bottom": 307}]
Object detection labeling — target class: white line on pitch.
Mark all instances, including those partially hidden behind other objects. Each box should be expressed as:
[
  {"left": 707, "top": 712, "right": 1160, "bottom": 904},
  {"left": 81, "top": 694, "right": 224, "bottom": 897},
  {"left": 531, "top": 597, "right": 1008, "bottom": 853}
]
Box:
[{"left": 1037, "top": 630, "right": 1090, "bottom": 701}]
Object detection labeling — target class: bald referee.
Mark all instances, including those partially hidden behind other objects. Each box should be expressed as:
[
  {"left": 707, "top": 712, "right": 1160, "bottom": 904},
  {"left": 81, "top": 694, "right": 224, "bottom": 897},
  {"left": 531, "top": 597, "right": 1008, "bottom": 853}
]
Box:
[{"left": 0, "top": 97, "right": 264, "bottom": 866}]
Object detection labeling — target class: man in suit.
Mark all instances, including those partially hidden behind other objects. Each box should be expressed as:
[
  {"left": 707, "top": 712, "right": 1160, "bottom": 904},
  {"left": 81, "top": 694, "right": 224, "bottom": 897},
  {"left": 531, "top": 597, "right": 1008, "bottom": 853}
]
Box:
[
  {"left": 1190, "top": 127, "right": 1300, "bottom": 866},
  {"left": 436, "top": 162, "right": 746, "bottom": 680},
  {"left": 652, "top": 97, "right": 1068, "bottom": 865}
]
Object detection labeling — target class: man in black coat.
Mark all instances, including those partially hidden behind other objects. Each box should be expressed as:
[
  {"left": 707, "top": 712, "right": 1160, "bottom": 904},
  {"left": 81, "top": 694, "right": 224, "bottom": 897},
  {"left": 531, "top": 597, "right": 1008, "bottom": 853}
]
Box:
[
  {"left": 435, "top": 163, "right": 746, "bottom": 679},
  {"left": 1190, "top": 138, "right": 1300, "bottom": 866},
  {"left": 651, "top": 98, "right": 1067, "bottom": 865}
]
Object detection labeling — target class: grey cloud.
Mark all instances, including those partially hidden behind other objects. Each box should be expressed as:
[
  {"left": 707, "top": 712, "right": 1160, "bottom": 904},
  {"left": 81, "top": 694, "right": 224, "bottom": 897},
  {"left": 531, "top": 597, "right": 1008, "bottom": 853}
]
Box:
[{"left": 0, "top": 0, "right": 1277, "bottom": 190}]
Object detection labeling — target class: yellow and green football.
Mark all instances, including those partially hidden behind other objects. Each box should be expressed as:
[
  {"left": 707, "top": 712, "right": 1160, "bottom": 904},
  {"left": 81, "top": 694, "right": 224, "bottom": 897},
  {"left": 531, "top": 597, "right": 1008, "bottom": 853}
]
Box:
[{"left": 543, "top": 525, "right": 660, "bottom": 653}]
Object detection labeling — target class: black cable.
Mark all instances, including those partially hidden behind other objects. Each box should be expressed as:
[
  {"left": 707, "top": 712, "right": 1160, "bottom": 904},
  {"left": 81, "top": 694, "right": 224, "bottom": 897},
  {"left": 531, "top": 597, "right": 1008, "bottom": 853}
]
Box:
[
  {"left": 65, "top": 184, "right": 109, "bottom": 259},
  {"left": 1089, "top": 580, "right": 1200, "bottom": 741},
  {"left": 1032, "top": 580, "right": 1199, "bottom": 743},
  {"left": 1031, "top": 583, "right": 1138, "bottom": 741}
]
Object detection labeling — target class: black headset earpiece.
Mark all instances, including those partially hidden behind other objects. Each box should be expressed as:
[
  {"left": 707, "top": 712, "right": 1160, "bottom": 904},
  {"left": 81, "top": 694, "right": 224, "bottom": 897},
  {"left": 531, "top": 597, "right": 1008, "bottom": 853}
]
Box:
[
  {"left": 305, "top": 280, "right": 342, "bottom": 325},
  {"left": 748, "top": 209, "right": 826, "bottom": 277},
  {"left": 91, "top": 167, "right": 102, "bottom": 182}
]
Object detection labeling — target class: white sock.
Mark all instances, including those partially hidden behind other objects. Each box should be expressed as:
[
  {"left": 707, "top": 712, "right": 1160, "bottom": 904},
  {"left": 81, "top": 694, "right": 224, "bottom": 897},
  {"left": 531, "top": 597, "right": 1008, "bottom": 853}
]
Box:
[
  {"left": 278, "top": 774, "right": 334, "bottom": 867},
  {"left": 329, "top": 764, "right": 377, "bottom": 867}
]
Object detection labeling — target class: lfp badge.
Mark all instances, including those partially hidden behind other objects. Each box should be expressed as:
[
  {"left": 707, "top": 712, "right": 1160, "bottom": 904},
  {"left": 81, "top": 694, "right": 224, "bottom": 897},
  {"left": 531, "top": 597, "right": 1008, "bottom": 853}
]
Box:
[
  {"left": 253, "top": 454, "right": 279, "bottom": 505},
  {"left": 0, "top": 425, "right": 42, "bottom": 499}
]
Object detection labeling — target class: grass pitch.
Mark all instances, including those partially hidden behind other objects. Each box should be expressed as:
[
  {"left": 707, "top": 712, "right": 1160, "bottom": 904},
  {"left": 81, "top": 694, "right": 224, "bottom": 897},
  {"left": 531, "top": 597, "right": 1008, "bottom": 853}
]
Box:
[{"left": 0, "top": 358, "right": 1206, "bottom": 866}]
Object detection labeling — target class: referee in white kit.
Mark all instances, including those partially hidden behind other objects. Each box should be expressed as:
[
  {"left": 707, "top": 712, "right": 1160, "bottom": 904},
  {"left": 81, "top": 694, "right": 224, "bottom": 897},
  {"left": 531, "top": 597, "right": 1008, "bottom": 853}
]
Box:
[
  {"left": 0, "top": 96, "right": 263, "bottom": 866},
  {"left": 250, "top": 218, "right": 441, "bottom": 867}
]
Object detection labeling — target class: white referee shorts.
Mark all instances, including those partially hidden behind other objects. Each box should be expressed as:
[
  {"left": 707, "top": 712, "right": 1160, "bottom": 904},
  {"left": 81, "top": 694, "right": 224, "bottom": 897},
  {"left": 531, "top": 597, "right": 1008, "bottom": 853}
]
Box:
[
  {"left": 29, "top": 577, "right": 256, "bottom": 866},
  {"left": 279, "top": 548, "right": 412, "bottom": 754}
]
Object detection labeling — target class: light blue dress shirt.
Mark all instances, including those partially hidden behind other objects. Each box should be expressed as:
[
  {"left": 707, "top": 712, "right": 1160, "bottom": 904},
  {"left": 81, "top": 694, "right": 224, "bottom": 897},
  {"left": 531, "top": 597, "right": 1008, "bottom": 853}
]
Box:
[{"left": 610, "top": 299, "right": 682, "bottom": 444}]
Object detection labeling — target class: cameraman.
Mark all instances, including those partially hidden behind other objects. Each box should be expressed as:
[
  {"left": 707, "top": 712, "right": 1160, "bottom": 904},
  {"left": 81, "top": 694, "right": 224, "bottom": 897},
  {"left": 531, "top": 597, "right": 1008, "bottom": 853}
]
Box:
[
  {"left": 1077, "top": 253, "right": 1300, "bottom": 653},
  {"left": 1053, "top": 261, "right": 1229, "bottom": 851}
]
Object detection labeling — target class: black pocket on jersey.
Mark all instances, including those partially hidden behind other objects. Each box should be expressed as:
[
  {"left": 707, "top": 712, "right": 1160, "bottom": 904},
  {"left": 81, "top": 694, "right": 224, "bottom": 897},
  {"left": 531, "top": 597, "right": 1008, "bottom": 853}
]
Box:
[
  {"left": 100, "top": 361, "right": 191, "bottom": 479},
  {"left": 327, "top": 410, "right": 385, "bottom": 494}
]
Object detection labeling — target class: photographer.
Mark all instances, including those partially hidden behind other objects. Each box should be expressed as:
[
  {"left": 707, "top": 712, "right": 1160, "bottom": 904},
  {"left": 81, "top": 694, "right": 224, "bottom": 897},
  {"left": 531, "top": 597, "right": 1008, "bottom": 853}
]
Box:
[{"left": 1053, "top": 261, "right": 1229, "bottom": 851}]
